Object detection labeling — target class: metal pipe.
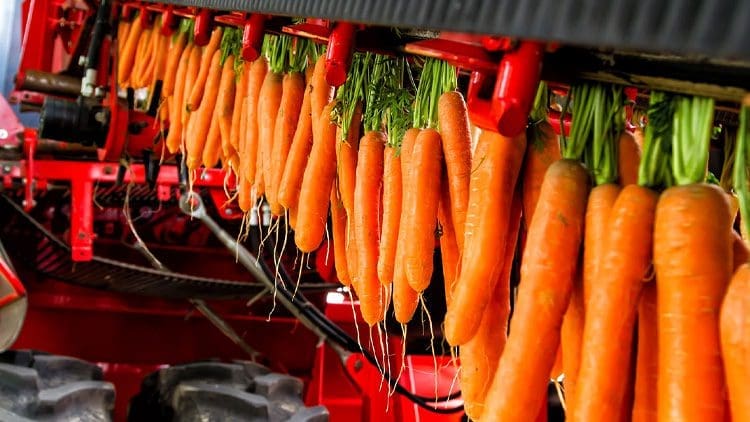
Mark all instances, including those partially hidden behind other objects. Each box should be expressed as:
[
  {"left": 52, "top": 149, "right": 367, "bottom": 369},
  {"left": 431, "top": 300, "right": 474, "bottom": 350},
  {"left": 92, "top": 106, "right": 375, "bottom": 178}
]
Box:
[{"left": 16, "top": 70, "right": 81, "bottom": 97}]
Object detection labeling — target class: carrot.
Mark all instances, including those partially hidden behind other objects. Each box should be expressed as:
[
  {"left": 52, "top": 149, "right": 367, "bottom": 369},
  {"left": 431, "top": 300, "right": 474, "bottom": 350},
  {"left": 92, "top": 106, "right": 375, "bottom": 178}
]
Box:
[
  {"left": 460, "top": 187, "right": 521, "bottom": 420},
  {"left": 618, "top": 131, "right": 642, "bottom": 186},
  {"left": 140, "top": 27, "right": 159, "bottom": 87},
  {"left": 336, "top": 102, "right": 363, "bottom": 218},
  {"left": 330, "top": 187, "right": 351, "bottom": 286},
  {"left": 310, "top": 55, "right": 334, "bottom": 132},
  {"left": 443, "top": 130, "right": 526, "bottom": 345},
  {"left": 560, "top": 267, "right": 584, "bottom": 414},
  {"left": 377, "top": 146, "right": 402, "bottom": 287},
  {"left": 162, "top": 30, "right": 188, "bottom": 96},
  {"left": 237, "top": 97, "right": 249, "bottom": 173},
  {"left": 187, "top": 27, "right": 223, "bottom": 111},
  {"left": 203, "top": 58, "right": 234, "bottom": 168},
  {"left": 277, "top": 74, "right": 313, "bottom": 211},
  {"left": 654, "top": 183, "right": 732, "bottom": 421},
  {"left": 403, "top": 128, "right": 443, "bottom": 293},
  {"left": 632, "top": 280, "right": 658, "bottom": 422},
  {"left": 131, "top": 28, "right": 152, "bottom": 87},
  {"left": 269, "top": 72, "right": 306, "bottom": 215},
  {"left": 720, "top": 263, "right": 750, "bottom": 422},
  {"left": 393, "top": 128, "right": 421, "bottom": 323},
  {"left": 573, "top": 185, "right": 658, "bottom": 422},
  {"left": 294, "top": 100, "right": 338, "bottom": 252},
  {"left": 734, "top": 230, "right": 750, "bottom": 271},
  {"left": 237, "top": 170, "right": 253, "bottom": 213},
  {"left": 437, "top": 172, "right": 459, "bottom": 307},
  {"left": 118, "top": 14, "right": 143, "bottom": 85},
  {"left": 437, "top": 91, "right": 472, "bottom": 250},
  {"left": 257, "top": 72, "right": 283, "bottom": 195},
  {"left": 481, "top": 159, "right": 590, "bottom": 421},
  {"left": 117, "top": 20, "right": 131, "bottom": 57},
  {"left": 186, "top": 49, "right": 222, "bottom": 170},
  {"left": 354, "top": 131, "right": 387, "bottom": 325},
  {"left": 152, "top": 32, "right": 171, "bottom": 85},
  {"left": 241, "top": 58, "right": 268, "bottom": 184},
  {"left": 230, "top": 62, "right": 251, "bottom": 154},
  {"left": 215, "top": 55, "right": 236, "bottom": 161},
  {"left": 522, "top": 120, "right": 560, "bottom": 230},
  {"left": 582, "top": 184, "right": 621, "bottom": 305},
  {"left": 165, "top": 43, "right": 193, "bottom": 154},
  {"left": 346, "top": 211, "right": 360, "bottom": 293},
  {"left": 181, "top": 45, "right": 201, "bottom": 126}
]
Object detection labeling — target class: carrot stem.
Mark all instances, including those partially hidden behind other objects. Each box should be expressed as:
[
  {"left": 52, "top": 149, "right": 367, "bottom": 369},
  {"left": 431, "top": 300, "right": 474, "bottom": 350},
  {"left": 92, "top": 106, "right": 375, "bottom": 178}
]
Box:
[
  {"left": 735, "top": 106, "right": 750, "bottom": 238},
  {"left": 671, "top": 95, "right": 715, "bottom": 186},
  {"left": 637, "top": 92, "right": 676, "bottom": 189},
  {"left": 413, "top": 58, "right": 456, "bottom": 130}
]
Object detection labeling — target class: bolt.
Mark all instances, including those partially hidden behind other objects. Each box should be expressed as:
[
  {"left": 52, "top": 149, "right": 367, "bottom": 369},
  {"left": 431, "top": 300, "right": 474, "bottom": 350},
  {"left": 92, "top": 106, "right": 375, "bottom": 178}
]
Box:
[
  {"left": 102, "top": 166, "right": 113, "bottom": 175},
  {"left": 225, "top": 208, "right": 233, "bottom": 215},
  {"left": 353, "top": 359, "right": 363, "bottom": 371},
  {"left": 2, "top": 166, "right": 11, "bottom": 174}
]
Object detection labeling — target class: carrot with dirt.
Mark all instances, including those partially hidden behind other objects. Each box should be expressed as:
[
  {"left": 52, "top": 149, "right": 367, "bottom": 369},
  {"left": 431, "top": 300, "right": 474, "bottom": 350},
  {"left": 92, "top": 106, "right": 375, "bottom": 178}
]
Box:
[
  {"left": 354, "top": 131, "right": 387, "bottom": 325},
  {"left": 118, "top": 12, "right": 143, "bottom": 85},
  {"left": 460, "top": 188, "right": 521, "bottom": 420},
  {"left": 392, "top": 128, "right": 421, "bottom": 323},
  {"left": 654, "top": 95, "right": 730, "bottom": 421},
  {"left": 721, "top": 104, "right": 750, "bottom": 422},
  {"left": 573, "top": 87, "right": 667, "bottom": 422},
  {"left": 294, "top": 100, "right": 339, "bottom": 252},
  {"left": 437, "top": 90, "right": 472, "bottom": 249},
  {"left": 162, "top": 20, "right": 190, "bottom": 97},
  {"left": 480, "top": 83, "right": 592, "bottom": 421},
  {"left": 187, "top": 27, "right": 222, "bottom": 111},
  {"left": 165, "top": 42, "right": 193, "bottom": 153},
  {"left": 185, "top": 49, "right": 222, "bottom": 170}
]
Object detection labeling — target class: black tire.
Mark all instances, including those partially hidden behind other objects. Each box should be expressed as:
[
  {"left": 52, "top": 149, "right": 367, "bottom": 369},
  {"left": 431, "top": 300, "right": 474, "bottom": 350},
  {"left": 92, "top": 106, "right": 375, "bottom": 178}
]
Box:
[
  {"left": 128, "top": 361, "right": 328, "bottom": 422},
  {"left": 0, "top": 350, "right": 115, "bottom": 422}
]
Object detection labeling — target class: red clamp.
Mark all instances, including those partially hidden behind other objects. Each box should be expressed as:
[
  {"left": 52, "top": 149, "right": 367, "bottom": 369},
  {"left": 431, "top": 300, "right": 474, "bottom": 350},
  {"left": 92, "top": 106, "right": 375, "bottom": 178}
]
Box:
[
  {"left": 160, "top": 5, "right": 176, "bottom": 36},
  {"left": 325, "top": 22, "right": 357, "bottom": 87},
  {"left": 241, "top": 14, "right": 268, "bottom": 62},
  {"left": 467, "top": 41, "right": 545, "bottom": 137},
  {"left": 193, "top": 9, "right": 213, "bottom": 47}
]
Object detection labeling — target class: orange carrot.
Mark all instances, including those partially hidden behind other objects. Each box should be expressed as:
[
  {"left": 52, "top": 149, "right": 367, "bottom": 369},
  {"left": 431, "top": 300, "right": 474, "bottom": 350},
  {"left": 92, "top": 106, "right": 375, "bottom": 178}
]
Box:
[
  {"left": 618, "top": 131, "right": 642, "bottom": 186},
  {"left": 187, "top": 27, "right": 222, "bottom": 111},
  {"left": 203, "top": 57, "right": 234, "bottom": 168},
  {"left": 277, "top": 73, "right": 313, "bottom": 211},
  {"left": 582, "top": 184, "right": 622, "bottom": 305},
  {"left": 481, "top": 159, "right": 590, "bottom": 421},
  {"left": 294, "top": 101, "right": 338, "bottom": 252},
  {"left": 377, "top": 146, "right": 402, "bottom": 287},
  {"left": 117, "top": 20, "right": 131, "bottom": 57},
  {"left": 438, "top": 91, "right": 472, "bottom": 250},
  {"left": 460, "top": 188, "right": 521, "bottom": 420},
  {"left": 522, "top": 120, "right": 560, "bottom": 230},
  {"left": 241, "top": 58, "right": 268, "bottom": 184},
  {"left": 269, "top": 72, "right": 306, "bottom": 215},
  {"left": 310, "top": 55, "right": 333, "bottom": 132},
  {"left": 229, "top": 62, "right": 251, "bottom": 154},
  {"left": 118, "top": 15, "right": 143, "bottom": 85},
  {"left": 215, "top": 55, "right": 236, "bottom": 162},
  {"left": 181, "top": 45, "right": 201, "bottom": 126},
  {"left": 632, "top": 280, "right": 658, "bottom": 422},
  {"left": 560, "top": 267, "right": 584, "bottom": 415},
  {"left": 654, "top": 183, "right": 732, "bottom": 421},
  {"left": 720, "top": 263, "right": 750, "bottom": 421},
  {"left": 444, "top": 130, "right": 526, "bottom": 345},
  {"left": 186, "top": 50, "right": 222, "bottom": 170},
  {"left": 336, "top": 102, "right": 363, "bottom": 218},
  {"left": 403, "top": 129, "right": 443, "bottom": 293},
  {"left": 162, "top": 30, "right": 188, "bottom": 96},
  {"left": 354, "top": 131, "right": 387, "bottom": 325},
  {"left": 437, "top": 172, "right": 459, "bottom": 307},
  {"left": 131, "top": 28, "right": 152, "bottom": 87},
  {"left": 734, "top": 231, "right": 750, "bottom": 271},
  {"left": 393, "top": 128, "right": 421, "bottom": 323},
  {"left": 256, "top": 71, "right": 283, "bottom": 195},
  {"left": 330, "top": 186, "right": 351, "bottom": 286},
  {"left": 140, "top": 27, "right": 160, "bottom": 87},
  {"left": 165, "top": 43, "right": 193, "bottom": 154},
  {"left": 573, "top": 185, "right": 658, "bottom": 421},
  {"left": 238, "top": 171, "right": 253, "bottom": 213},
  {"left": 152, "top": 32, "right": 171, "bottom": 84}
]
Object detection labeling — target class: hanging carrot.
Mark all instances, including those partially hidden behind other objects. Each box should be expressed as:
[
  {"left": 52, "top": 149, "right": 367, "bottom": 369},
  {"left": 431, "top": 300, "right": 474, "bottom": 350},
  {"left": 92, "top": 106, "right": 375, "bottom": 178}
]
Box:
[
  {"left": 186, "top": 49, "right": 222, "bottom": 170},
  {"left": 330, "top": 186, "right": 351, "bottom": 286},
  {"left": 437, "top": 173, "right": 459, "bottom": 307},
  {"left": 162, "top": 20, "right": 189, "bottom": 97},
  {"left": 632, "top": 281, "right": 658, "bottom": 422},
  {"left": 187, "top": 27, "right": 223, "bottom": 111},
  {"left": 378, "top": 146, "right": 402, "bottom": 287},
  {"left": 118, "top": 13, "right": 143, "bottom": 85},
  {"left": 618, "top": 130, "right": 641, "bottom": 186},
  {"left": 241, "top": 57, "right": 268, "bottom": 184},
  {"left": 203, "top": 54, "right": 235, "bottom": 168},
  {"left": 165, "top": 43, "right": 193, "bottom": 153}
]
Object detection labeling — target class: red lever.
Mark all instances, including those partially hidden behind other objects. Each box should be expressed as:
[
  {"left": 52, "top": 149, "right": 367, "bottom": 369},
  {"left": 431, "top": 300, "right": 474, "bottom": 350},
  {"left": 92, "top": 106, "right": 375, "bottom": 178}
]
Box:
[
  {"left": 193, "top": 9, "right": 213, "bottom": 47},
  {"left": 160, "top": 5, "right": 176, "bottom": 36},
  {"left": 325, "top": 22, "right": 356, "bottom": 87},
  {"left": 467, "top": 41, "right": 545, "bottom": 137},
  {"left": 241, "top": 14, "right": 267, "bottom": 62}
]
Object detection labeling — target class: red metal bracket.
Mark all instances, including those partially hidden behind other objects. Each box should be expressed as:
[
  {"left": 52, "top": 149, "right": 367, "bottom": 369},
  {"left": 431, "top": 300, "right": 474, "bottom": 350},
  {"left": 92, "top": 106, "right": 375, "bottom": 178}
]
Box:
[
  {"left": 547, "top": 110, "right": 571, "bottom": 137},
  {"left": 22, "top": 129, "right": 37, "bottom": 211},
  {"left": 241, "top": 14, "right": 268, "bottom": 62},
  {"left": 325, "top": 23, "right": 357, "bottom": 87},
  {"left": 404, "top": 33, "right": 501, "bottom": 73},
  {"left": 193, "top": 9, "right": 213, "bottom": 47},
  {"left": 160, "top": 5, "right": 177, "bottom": 36},
  {"left": 467, "top": 41, "right": 545, "bottom": 137},
  {"left": 283, "top": 19, "right": 331, "bottom": 43}
]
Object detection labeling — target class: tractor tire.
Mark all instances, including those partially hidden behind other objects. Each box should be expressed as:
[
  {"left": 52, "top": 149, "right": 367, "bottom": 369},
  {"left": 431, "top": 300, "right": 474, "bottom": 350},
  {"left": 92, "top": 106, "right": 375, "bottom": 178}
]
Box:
[
  {"left": 0, "top": 350, "right": 115, "bottom": 422},
  {"left": 128, "top": 361, "right": 328, "bottom": 422}
]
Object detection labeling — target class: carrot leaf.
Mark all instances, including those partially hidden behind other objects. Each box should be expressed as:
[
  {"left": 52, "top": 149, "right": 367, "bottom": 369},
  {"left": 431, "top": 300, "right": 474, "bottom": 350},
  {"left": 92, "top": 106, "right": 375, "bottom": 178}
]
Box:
[
  {"left": 719, "top": 127, "right": 736, "bottom": 192},
  {"left": 413, "top": 58, "right": 456, "bottom": 130},
  {"left": 735, "top": 105, "right": 750, "bottom": 238},
  {"left": 672, "top": 95, "right": 715, "bottom": 185},
  {"left": 585, "top": 84, "right": 624, "bottom": 185},
  {"left": 637, "top": 92, "right": 675, "bottom": 189},
  {"left": 333, "top": 53, "right": 371, "bottom": 141}
]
